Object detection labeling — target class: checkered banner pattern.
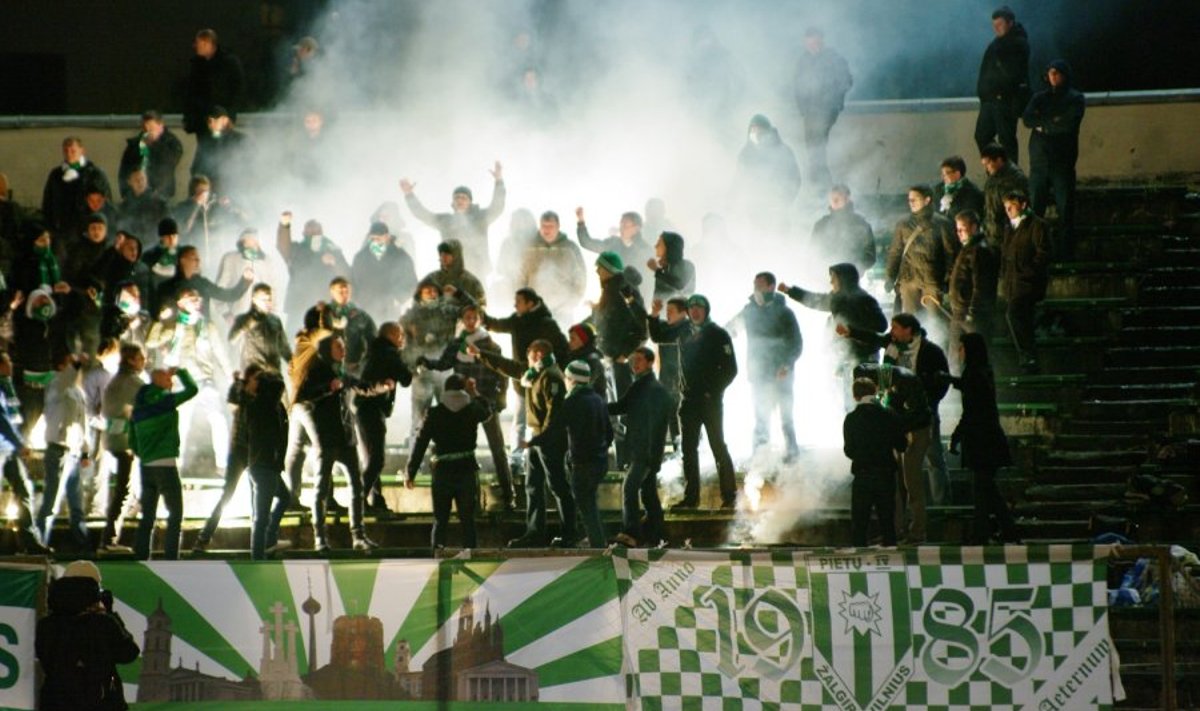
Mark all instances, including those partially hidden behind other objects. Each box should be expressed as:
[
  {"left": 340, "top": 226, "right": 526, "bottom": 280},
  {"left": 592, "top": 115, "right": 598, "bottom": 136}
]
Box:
[{"left": 612, "top": 545, "right": 1113, "bottom": 711}]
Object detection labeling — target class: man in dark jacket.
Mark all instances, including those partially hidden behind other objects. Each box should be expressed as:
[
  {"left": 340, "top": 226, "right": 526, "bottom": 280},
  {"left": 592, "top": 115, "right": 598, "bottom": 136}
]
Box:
[
  {"left": 575, "top": 206, "right": 653, "bottom": 300},
  {"left": 975, "top": 6, "right": 1031, "bottom": 164},
  {"left": 851, "top": 362, "right": 931, "bottom": 544},
  {"left": 400, "top": 162, "right": 506, "bottom": 278},
  {"left": 228, "top": 283, "right": 292, "bottom": 370},
  {"left": 843, "top": 313, "right": 948, "bottom": 539},
  {"left": 980, "top": 143, "right": 1029, "bottom": 242},
  {"left": 118, "top": 170, "right": 169, "bottom": 241},
  {"left": 351, "top": 221, "right": 417, "bottom": 322},
  {"left": 406, "top": 374, "right": 492, "bottom": 550},
  {"left": 42, "top": 137, "right": 112, "bottom": 246},
  {"left": 325, "top": 276, "right": 377, "bottom": 376},
  {"left": 276, "top": 213, "right": 351, "bottom": 323},
  {"left": 885, "top": 185, "right": 958, "bottom": 317},
  {"left": 183, "top": 29, "right": 244, "bottom": 136},
  {"left": 607, "top": 346, "right": 672, "bottom": 547},
  {"left": 591, "top": 251, "right": 648, "bottom": 468},
  {"left": 842, "top": 378, "right": 906, "bottom": 547},
  {"left": 947, "top": 210, "right": 1000, "bottom": 363},
  {"left": 1023, "top": 59, "right": 1086, "bottom": 257},
  {"left": 356, "top": 322, "right": 413, "bottom": 516},
  {"left": 153, "top": 245, "right": 253, "bottom": 319},
  {"left": 677, "top": 294, "right": 738, "bottom": 509},
  {"left": 780, "top": 263, "right": 886, "bottom": 409},
  {"left": 189, "top": 106, "right": 250, "bottom": 196},
  {"left": 240, "top": 368, "right": 291, "bottom": 559},
  {"left": 1000, "top": 190, "right": 1051, "bottom": 373},
  {"left": 792, "top": 27, "right": 853, "bottom": 189},
  {"left": 118, "top": 110, "right": 183, "bottom": 200},
  {"left": 735, "top": 114, "right": 802, "bottom": 231},
  {"left": 727, "top": 272, "right": 802, "bottom": 460},
  {"left": 549, "top": 360, "right": 613, "bottom": 547},
  {"left": 932, "top": 156, "right": 986, "bottom": 224},
  {"left": 647, "top": 296, "right": 692, "bottom": 450},
  {"left": 477, "top": 339, "right": 575, "bottom": 547},
  {"left": 36, "top": 561, "right": 140, "bottom": 711},
  {"left": 809, "top": 184, "right": 875, "bottom": 274},
  {"left": 421, "top": 305, "right": 513, "bottom": 509}
]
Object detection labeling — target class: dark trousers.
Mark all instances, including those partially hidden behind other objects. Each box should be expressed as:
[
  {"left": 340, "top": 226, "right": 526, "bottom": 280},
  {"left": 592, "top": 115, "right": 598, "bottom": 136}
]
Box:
[
  {"left": 356, "top": 406, "right": 388, "bottom": 505},
  {"left": 803, "top": 107, "right": 840, "bottom": 189},
  {"left": 135, "top": 464, "right": 183, "bottom": 560},
  {"left": 975, "top": 99, "right": 1020, "bottom": 165},
  {"left": 2, "top": 453, "right": 39, "bottom": 550},
  {"left": 680, "top": 394, "right": 737, "bottom": 505},
  {"left": 609, "top": 359, "right": 633, "bottom": 468},
  {"left": 284, "top": 405, "right": 317, "bottom": 508},
  {"left": 971, "top": 466, "right": 1018, "bottom": 543},
  {"left": 431, "top": 461, "right": 478, "bottom": 549},
  {"left": 199, "top": 445, "right": 249, "bottom": 542},
  {"left": 38, "top": 443, "right": 88, "bottom": 549},
  {"left": 664, "top": 387, "right": 681, "bottom": 447},
  {"left": 1030, "top": 161, "right": 1077, "bottom": 257},
  {"left": 1005, "top": 293, "right": 1040, "bottom": 367},
  {"left": 481, "top": 414, "right": 514, "bottom": 503},
  {"left": 102, "top": 450, "right": 135, "bottom": 544},
  {"left": 751, "top": 372, "right": 798, "bottom": 457},
  {"left": 248, "top": 464, "right": 289, "bottom": 559},
  {"left": 525, "top": 440, "right": 575, "bottom": 541},
  {"left": 571, "top": 459, "right": 607, "bottom": 546},
  {"left": 622, "top": 453, "right": 664, "bottom": 542},
  {"left": 312, "top": 439, "right": 365, "bottom": 541},
  {"left": 948, "top": 311, "right": 994, "bottom": 372},
  {"left": 851, "top": 470, "right": 897, "bottom": 547}
]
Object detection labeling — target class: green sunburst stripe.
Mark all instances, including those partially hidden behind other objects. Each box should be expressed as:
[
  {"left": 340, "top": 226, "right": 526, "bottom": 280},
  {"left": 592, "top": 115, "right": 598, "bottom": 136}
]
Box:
[
  {"left": 616, "top": 558, "right": 649, "bottom": 598},
  {"left": 501, "top": 557, "right": 618, "bottom": 653},
  {"left": 230, "top": 561, "right": 309, "bottom": 673},
  {"left": 0, "top": 568, "right": 39, "bottom": 606},
  {"left": 98, "top": 562, "right": 252, "bottom": 678},
  {"left": 330, "top": 559, "right": 380, "bottom": 616},
  {"left": 384, "top": 560, "right": 501, "bottom": 667},
  {"left": 534, "top": 636, "right": 623, "bottom": 688}
]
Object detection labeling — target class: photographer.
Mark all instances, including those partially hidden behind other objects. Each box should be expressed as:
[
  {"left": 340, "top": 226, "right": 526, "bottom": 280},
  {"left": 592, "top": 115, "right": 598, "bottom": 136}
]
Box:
[{"left": 36, "top": 560, "right": 140, "bottom": 711}]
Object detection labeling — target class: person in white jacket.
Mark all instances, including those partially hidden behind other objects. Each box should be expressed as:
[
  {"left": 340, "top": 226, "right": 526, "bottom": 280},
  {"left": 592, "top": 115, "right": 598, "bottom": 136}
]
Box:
[{"left": 36, "top": 351, "right": 92, "bottom": 552}]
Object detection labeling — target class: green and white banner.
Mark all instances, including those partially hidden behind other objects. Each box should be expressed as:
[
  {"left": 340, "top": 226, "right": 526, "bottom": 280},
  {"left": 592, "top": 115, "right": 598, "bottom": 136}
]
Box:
[
  {"left": 0, "top": 564, "right": 42, "bottom": 711},
  {"left": 614, "top": 545, "right": 1114, "bottom": 711},
  {"left": 25, "top": 546, "right": 1112, "bottom": 709}
]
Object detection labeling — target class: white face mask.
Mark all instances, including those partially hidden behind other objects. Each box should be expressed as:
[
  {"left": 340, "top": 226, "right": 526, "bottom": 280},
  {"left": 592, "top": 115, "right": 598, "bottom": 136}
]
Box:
[{"left": 748, "top": 131, "right": 760, "bottom": 145}]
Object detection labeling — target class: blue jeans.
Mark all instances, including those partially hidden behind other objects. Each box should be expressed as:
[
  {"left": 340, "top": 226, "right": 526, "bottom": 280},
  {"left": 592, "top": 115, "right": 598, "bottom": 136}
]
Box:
[
  {"left": 38, "top": 443, "right": 88, "bottom": 549},
  {"left": 135, "top": 464, "right": 183, "bottom": 560},
  {"left": 248, "top": 464, "right": 289, "bottom": 560}
]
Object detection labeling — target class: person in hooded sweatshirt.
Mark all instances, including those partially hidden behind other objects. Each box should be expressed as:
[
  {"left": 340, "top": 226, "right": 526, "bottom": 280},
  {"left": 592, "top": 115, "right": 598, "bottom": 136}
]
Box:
[
  {"left": 351, "top": 220, "right": 417, "bottom": 321},
  {"left": 647, "top": 231, "right": 696, "bottom": 301},
  {"left": 406, "top": 374, "right": 493, "bottom": 550},
  {"left": 727, "top": 272, "right": 802, "bottom": 461},
  {"left": 779, "top": 263, "right": 887, "bottom": 408},
  {"left": 590, "top": 251, "right": 648, "bottom": 469},
  {"left": 214, "top": 227, "right": 285, "bottom": 325},
  {"left": 36, "top": 560, "right": 140, "bottom": 711},
  {"left": 809, "top": 184, "right": 876, "bottom": 275},
  {"left": 975, "top": 5, "right": 1031, "bottom": 164},
  {"left": 276, "top": 212, "right": 351, "bottom": 324},
  {"left": 421, "top": 304, "right": 512, "bottom": 509},
  {"left": 421, "top": 239, "right": 487, "bottom": 308},
  {"left": 400, "top": 162, "right": 506, "bottom": 279},
  {"left": 734, "top": 114, "right": 802, "bottom": 231},
  {"left": 1023, "top": 59, "right": 1085, "bottom": 257},
  {"left": 545, "top": 359, "right": 612, "bottom": 547}
]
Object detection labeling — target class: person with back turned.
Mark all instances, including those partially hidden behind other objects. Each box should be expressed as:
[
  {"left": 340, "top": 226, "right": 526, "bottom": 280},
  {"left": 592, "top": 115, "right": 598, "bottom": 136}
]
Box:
[{"left": 843, "top": 378, "right": 906, "bottom": 547}]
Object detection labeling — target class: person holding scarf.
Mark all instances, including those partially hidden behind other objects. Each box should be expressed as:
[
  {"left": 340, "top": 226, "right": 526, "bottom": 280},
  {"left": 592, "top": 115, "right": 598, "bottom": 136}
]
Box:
[
  {"left": 932, "top": 156, "right": 985, "bottom": 223},
  {"left": 41, "top": 136, "right": 112, "bottom": 246},
  {"left": 153, "top": 245, "right": 252, "bottom": 321},
  {"left": 351, "top": 221, "right": 417, "bottom": 324}
]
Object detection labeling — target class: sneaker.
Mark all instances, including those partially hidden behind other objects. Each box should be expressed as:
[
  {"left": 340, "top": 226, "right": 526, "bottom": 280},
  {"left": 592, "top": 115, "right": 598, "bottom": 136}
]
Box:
[
  {"left": 718, "top": 499, "right": 737, "bottom": 510},
  {"left": 549, "top": 536, "right": 578, "bottom": 549},
  {"left": 506, "top": 533, "right": 546, "bottom": 549},
  {"left": 264, "top": 540, "right": 293, "bottom": 555},
  {"left": 326, "top": 498, "right": 349, "bottom": 515},
  {"left": 670, "top": 498, "right": 699, "bottom": 512},
  {"left": 314, "top": 538, "right": 331, "bottom": 553},
  {"left": 352, "top": 535, "right": 380, "bottom": 551},
  {"left": 612, "top": 533, "right": 638, "bottom": 548},
  {"left": 99, "top": 543, "right": 133, "bottom": 554}
]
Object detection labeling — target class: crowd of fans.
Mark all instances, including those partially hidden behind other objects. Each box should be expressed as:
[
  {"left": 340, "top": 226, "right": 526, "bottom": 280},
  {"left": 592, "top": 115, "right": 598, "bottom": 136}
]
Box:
[{"left": 0, "top": 6, "right": 1085, "bottom": 558}]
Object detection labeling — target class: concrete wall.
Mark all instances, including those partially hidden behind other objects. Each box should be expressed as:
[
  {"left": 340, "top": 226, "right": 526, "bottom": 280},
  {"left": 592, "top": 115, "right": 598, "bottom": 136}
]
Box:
[{"left": 2, "top": 97, "right": 1197, "bottom": 206}]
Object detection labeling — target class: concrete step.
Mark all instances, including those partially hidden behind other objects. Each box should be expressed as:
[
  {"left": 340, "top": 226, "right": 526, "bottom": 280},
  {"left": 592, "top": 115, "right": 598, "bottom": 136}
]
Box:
[
  {"left": 1092, "top": 365, "right": 1200, "bottom": 385},
  {"left": 1042, "top": 449, "right": 1148, "bottom": 467},
  {"left": 1057, "top": 418, "right": 1169, "bottom": 436},
  {"left": 1119, "top": 325, "right": 1200, "bottom": 347},
  {"left": 1085, "top": 382, "right": 1198, "bottom": 401},
  {"left": 1045, "top": 271, "right": 1140, "bottom": 299},
  {"left": 1141, "top": 266, "right": 1200, "bottom": 288},
  {"left": 1051, "top": 433, "right": 1150, "bottom": 452},
  {"left": 1023, "top": 483, "right": 1127, "bottom": 502},
  {"left": 1120, "top": 305, "right": 1200, "bottom": 328},
  {"left": 1139, "top": 285, "right": 1200, "bottom": 306},
  {"left": 1075, "top": 185, "right": 1189, "bottom": 224},
  {"left": 1075, "top": 398, "right": 1196, "bottom": 420},
  {"left": 1106, "top": 345, "right": 1200, "bottom": 368},
  {"left": 995, "top": 374, "right": 1086, "bottom": 407},
  {"left": 1032, "top": 464, "right": 1139, "bottom": 486},
  {"left": 1160, "top": 247, "right": 1200, "bottom": 266}
]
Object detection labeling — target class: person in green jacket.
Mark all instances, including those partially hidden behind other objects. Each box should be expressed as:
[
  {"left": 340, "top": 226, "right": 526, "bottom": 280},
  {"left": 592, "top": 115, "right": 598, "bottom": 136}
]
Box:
[{"left": 130, "top": 366, "right": 198, "bottom": 560}]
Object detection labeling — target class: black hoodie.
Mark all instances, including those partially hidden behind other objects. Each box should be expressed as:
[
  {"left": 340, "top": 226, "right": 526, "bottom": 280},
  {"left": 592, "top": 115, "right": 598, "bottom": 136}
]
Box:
[
  {"left": 784, "top": 263, "right": 886, "bottom": 365},
  {"left": 1022, "top": 59, "right": 1086, "bottom": 168},
  {"left": 651, "top": 231, "right": 696, "bottom": 299}
]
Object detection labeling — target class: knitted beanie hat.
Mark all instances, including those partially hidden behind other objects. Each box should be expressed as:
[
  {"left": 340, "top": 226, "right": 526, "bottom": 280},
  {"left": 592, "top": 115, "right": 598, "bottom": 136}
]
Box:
[
  {"left": 565, "top": 359, "right": 593, "bottom": 385},
  {"left": 596, "top": 250, "right": 624, "bottom": 275},
  {"left": 568, "top": 322, "right": 595, "bottom": 347}
]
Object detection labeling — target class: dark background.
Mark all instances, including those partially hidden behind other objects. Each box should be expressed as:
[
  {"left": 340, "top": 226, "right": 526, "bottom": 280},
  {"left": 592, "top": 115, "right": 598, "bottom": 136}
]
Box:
[{"left": 1, "top": 0, "right": 1196, "bottom": 115}]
